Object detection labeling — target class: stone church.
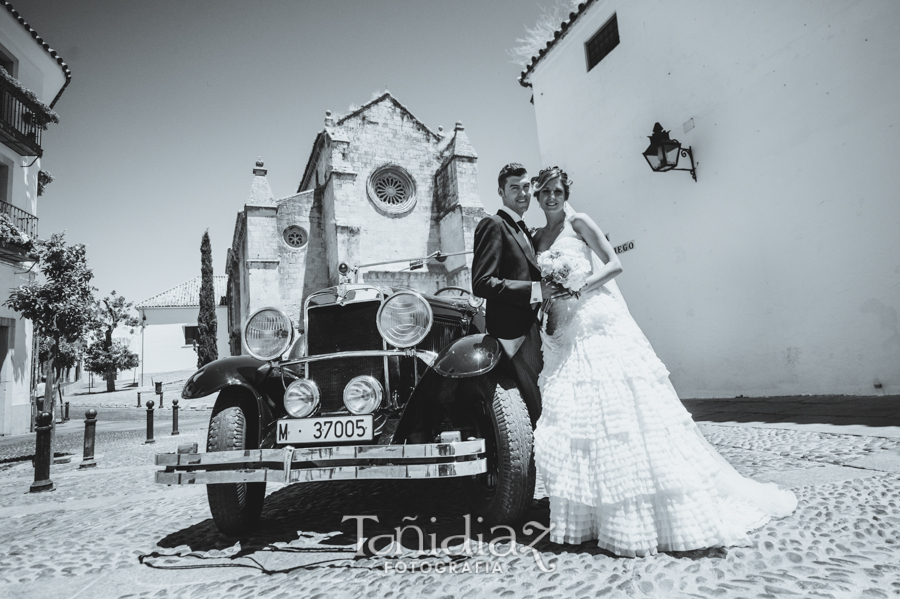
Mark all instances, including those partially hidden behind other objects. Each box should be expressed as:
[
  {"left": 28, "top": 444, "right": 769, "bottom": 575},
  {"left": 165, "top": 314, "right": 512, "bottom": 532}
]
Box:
[{"left": 225, "top": 93, "right": 487, "bottom": 355}]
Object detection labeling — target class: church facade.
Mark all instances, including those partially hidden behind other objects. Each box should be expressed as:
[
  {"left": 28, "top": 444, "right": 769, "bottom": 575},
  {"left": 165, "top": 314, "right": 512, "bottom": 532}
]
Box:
[{"left": 226, "top": 93, "right": 487, "bottom": 355}]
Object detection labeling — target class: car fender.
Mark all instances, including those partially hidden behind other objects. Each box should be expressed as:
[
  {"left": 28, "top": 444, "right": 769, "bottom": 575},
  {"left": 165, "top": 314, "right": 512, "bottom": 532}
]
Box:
[
  {"left": 390, "top": 335, "right": 511, "bottom": 443},
  {"left": 182, "top": 355, "right": 268, "bottom": 399},
  {"left": 431, "top": 334, "right": 502, "bottom": 378},
  {"left": 183, "top": 356, "right": 276, "bottom": 449}
]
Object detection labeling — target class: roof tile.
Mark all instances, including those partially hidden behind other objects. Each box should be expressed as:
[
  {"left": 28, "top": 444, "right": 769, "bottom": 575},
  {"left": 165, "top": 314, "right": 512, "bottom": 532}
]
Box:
[{"left": 137, "top": 276, "right": 228, "bottom": 309}]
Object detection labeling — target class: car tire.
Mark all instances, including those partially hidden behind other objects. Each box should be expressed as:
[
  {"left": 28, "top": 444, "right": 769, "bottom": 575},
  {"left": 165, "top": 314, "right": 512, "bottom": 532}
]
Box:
[
  {"left": 206, "top": 406, "right": 266, "bottom": 535},
  {"left": 460, "top": 375, "right": 536, "bottom": 525}
]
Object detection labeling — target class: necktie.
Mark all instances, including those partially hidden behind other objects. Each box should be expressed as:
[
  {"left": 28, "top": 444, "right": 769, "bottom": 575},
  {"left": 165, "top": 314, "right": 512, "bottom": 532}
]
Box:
[{"left": 517, "top": 221, "right": 534, "bottom": 253}]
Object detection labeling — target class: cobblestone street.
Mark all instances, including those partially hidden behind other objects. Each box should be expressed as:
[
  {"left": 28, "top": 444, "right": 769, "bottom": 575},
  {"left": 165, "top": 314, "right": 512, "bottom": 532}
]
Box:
[{"left": 1, "top": 397, "right": 899, "bottom": 599}]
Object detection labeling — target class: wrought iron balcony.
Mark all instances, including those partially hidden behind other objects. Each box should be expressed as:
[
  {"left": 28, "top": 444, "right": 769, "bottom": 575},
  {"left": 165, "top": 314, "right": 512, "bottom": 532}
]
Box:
[
  {"left": 0, "top": 75, "right": 47, "bottom": 157},
  {"left": 0, "top": 199, "right": 37, "bottom": 239}
]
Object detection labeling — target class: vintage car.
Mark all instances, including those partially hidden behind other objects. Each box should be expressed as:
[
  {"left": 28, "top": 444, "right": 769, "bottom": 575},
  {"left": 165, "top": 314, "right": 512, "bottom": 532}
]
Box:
[{"left": 155, "top": 264, "right": 536, "bottom": 535}]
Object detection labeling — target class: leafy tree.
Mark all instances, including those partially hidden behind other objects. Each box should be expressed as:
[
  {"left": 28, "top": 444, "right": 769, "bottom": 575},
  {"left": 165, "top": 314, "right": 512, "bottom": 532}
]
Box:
[
  {"left": 5, "top": 233, "right": 95, "bottom": 443},
  {"left": 84, "top": 291, "right": 140, "bottom": 392},
  {"left": 83, "top": 339, "right": 139, "bottom": 387},
  {"left": 197, "top": 230, "right": 218, "bottom": 367},
  {"left": 38, "top": 337, "right": 81, "bottom": 381}
]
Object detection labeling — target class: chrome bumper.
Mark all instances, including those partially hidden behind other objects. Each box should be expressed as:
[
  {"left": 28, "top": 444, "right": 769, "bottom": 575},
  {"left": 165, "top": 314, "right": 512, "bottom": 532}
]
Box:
[{"left": 155, "top": 439, "right": 486, "bottom": 485}]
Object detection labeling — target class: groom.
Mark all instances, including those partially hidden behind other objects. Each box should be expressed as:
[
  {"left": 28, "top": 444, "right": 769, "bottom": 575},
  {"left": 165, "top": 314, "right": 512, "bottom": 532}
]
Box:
[{"left": 472, "top": 163, "right": 553, "bottom": 427}]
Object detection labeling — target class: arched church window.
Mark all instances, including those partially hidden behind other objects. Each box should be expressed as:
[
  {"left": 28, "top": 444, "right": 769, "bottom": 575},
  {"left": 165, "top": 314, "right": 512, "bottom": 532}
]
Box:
[
  {"left": 282, "top": 225, "right": 308, "bottom": 248},
  {"left": 367, "top": 164, "right": 417, "bottom": 214}
]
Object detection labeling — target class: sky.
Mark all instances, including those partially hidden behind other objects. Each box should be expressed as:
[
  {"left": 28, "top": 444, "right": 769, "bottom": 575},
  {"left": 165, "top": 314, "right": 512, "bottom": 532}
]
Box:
[{"left": 17, "top": 0, "right": 552, "bottom": 306}]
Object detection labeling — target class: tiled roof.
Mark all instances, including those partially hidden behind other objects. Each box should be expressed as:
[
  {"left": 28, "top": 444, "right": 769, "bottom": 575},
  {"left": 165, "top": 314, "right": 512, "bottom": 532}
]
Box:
[
  {"left": 518, "top": 0, "right": 597, "bottom": 88},
  {"left": 2, "top": 1, "right": 72, "bottom": 107},
  {"left": 137, "top": 276, "right": 228, "bottom": 309}
]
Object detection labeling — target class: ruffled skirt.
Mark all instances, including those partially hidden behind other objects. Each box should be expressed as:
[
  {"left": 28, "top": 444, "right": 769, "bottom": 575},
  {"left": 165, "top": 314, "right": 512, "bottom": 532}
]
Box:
[{"left": 534, "top": 285, "right": 797, "bottom": 557}]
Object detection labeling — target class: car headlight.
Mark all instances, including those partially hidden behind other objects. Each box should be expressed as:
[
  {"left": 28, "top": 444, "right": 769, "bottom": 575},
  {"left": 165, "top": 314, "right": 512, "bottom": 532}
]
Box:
[
  {"left": 343, "top": 375, "right": 383, "bottom": 415},
  {"left": 244, "top": 307, "right": 293, "bottom": 360},
  {"left": 376, "top": 291, "right": 433, "bottom": 348},
  {"left": 284, "top": 379, "right": 320, "bottom": 418}
]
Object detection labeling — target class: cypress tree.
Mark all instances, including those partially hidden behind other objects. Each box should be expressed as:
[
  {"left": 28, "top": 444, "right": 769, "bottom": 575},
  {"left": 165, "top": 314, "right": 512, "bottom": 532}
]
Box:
[{"left": 197, "top": 230, "right": 218, "bottom": 367}]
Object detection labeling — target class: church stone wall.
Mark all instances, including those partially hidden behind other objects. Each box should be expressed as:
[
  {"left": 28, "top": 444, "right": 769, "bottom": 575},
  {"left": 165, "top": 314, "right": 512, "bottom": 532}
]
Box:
[
  {"left": 329, "top": 100, "right": 443, "bottom": 281},
  {"left": 229, "top": 93, "right": 488, "bottom": 344},
  {"left": 243, "top": 205, "right": 281, "bottom": 317},
  {"left": 362, "top": 270, "right": 449, "bottom": 295},
  {"left": 276, "top": 189, "right": 329, "bottom": 325}
]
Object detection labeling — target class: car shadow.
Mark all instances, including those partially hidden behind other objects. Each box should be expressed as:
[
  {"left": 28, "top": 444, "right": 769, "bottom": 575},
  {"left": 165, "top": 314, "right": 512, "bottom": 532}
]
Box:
[
  {"left": 156, "top": 478, "right": 555, "bottom": 559},
  {"left": 154, "top": 479, "right": 735, "bottom": 570}
]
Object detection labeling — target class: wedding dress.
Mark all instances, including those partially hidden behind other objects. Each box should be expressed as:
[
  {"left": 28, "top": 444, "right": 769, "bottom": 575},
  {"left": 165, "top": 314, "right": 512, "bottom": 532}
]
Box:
[{"left": 534, "top": 229, "right": 797, "bottom": 557}]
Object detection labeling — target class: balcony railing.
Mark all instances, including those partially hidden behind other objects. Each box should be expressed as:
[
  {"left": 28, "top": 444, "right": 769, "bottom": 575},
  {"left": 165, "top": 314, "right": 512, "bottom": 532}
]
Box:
[
  {"left": 0, "top": 199, "right": 38, "bottom": 239},
  {"left": 0, "top": 76, "right": 45, "bottom": 157}
]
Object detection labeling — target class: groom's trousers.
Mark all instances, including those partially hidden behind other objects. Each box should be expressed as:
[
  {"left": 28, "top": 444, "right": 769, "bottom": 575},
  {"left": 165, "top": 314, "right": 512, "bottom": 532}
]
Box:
[{"left": 508, "top": 321, "right": 543, "bottom": 428}]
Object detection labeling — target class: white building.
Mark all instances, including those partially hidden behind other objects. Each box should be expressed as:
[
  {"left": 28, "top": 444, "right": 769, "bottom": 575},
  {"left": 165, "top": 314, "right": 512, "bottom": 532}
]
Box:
[
  {"left": 0, "top": 2, "right": 70, "bottom": 435},
  {"left": 520, "top": 0, "right": 900, "bottom": 398},
  {"left": 135, "top": 276, "right": 229, "bottom": 378}
]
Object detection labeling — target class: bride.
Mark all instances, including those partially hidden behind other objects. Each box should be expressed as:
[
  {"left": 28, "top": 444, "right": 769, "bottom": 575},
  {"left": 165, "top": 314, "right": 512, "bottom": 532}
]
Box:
[{"left": 530, "top": 166, "right": 797, "bottom": 557}]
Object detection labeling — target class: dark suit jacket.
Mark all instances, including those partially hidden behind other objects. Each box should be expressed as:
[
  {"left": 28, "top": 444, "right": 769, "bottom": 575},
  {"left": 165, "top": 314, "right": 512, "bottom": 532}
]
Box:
[{"left": 472, "top": 210, "right": 541, "bottom": 339}]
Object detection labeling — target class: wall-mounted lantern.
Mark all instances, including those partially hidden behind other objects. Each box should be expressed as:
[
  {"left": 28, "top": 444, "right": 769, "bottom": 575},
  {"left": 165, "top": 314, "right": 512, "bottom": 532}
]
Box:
[{"left": 642, "top": 122, "right": 697, "bottom": 182}]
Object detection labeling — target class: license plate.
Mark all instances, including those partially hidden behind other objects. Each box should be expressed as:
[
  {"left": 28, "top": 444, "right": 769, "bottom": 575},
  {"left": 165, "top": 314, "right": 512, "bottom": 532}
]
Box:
[{"left": 276, "top": 415, "right": 373, "bottom": 444}]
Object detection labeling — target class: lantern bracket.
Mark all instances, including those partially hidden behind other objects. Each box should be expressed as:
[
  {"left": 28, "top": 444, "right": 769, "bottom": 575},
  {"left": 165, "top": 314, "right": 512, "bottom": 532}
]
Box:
[{"left": 671, "top": 146, "right": 697, "bottom": 182}]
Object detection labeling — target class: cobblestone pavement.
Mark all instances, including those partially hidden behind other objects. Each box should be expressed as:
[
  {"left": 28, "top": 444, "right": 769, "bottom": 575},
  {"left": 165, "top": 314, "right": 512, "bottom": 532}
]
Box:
[{"left": 1, "top": 410, "right": 900, "bottom": 598}]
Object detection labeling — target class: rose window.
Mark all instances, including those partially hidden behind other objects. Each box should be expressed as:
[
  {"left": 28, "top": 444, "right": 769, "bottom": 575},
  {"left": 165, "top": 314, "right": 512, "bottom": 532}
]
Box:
[
  {"left": 375, "top": 174, "right": 407, "bottom": 205},
  {"left": 282, "top": 225, "right": 308, "bottom": 248},
  {"left": 367, "top": 165, "right": 417, "bottom": 214}
]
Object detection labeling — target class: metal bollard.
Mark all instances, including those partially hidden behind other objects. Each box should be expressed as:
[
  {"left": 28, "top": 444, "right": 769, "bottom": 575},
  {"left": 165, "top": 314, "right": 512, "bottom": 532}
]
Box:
[
  {"left": 64, "top": 401, "right": 70, "bottom": 421},
  {"left": 171, "top": 398, "right": 180, "bottom": 435},
  {"left": 80, "top": 409, "right": 97, "bottom": 469},
  {"left": 137, "top": 391, "right": 142, "bottom": 408},
  {"left": 159, "top": 391, "right": 164, "bottom": 409},
  {"left": 30, "top": 412, "right": 54, "bottom": 493},
  {"left": 145, "top": 399, "right": 155, "bottom": 444}
]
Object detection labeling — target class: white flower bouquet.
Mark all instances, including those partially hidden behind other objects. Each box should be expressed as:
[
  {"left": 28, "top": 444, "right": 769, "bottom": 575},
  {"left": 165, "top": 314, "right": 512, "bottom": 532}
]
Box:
[{"left": 537, "top": 247, "right": 591, "bottom": 296}]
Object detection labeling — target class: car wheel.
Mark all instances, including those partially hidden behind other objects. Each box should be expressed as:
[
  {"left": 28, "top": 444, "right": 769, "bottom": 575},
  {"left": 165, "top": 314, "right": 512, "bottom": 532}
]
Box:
[
  {"left": 206, "top": 405, "right": 266, "bottom": 535},
  {"left": 460, "top": 375, "right": 535, "bottom": 525}
]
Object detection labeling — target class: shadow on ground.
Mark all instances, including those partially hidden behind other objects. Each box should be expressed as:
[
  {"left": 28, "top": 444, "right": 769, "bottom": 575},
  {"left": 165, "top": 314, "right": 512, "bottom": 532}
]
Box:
[
  {"left": 682, "top": 395, "right": 900, "bottom": 428},
  {"left": 154, "top": 478, "right": 730, "bottom": 573},
  {"left": 157, "top": 479, "right": 555, "bottom": 557}
]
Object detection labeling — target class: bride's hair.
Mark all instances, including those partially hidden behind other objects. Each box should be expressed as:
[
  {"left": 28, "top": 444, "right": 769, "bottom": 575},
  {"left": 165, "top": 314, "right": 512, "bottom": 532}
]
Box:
[{"left": 531, "top": 166, "right": 573, "bottom": 201}]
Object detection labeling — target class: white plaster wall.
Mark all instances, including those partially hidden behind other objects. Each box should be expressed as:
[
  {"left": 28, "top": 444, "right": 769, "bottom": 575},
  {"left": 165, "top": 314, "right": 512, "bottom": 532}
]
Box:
[
  {"left": 0, "top": 264, "right": 33, "bottom": 434},
  {"left": 0, "top": 144, "right": 36, "bottom": 217},
  {"left": 528, "top": 0, "right": 900, "bottom": 397},
  {"left": 0, "top": 9, "right": 67, "bottom": 433},
  {"left": 0, "top": 8, "right": 68, "bottom": 218},
  {"left": 131, "top": 306, "right": 229, "bottom": 376}
]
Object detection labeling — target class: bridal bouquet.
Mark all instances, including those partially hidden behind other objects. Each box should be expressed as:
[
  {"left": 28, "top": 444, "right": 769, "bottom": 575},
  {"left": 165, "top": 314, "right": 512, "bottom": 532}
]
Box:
[{"left": 537, "top": 247, "right": 591, "bottom": 295}]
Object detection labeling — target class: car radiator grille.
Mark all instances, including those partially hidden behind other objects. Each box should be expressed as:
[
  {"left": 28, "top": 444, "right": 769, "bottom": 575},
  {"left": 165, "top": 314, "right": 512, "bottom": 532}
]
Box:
[
  {"left": 307, "top": 301, "right": 385, "bottom": 414},
  {"left": 419, "top": 318, "right": 466, "bottom": 353}
]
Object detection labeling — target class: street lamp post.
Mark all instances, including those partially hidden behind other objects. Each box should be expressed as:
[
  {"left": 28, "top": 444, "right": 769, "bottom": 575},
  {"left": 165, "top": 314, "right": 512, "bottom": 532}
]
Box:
[{"left": 140, "top": 311, "right": 146, "bottom": 388}]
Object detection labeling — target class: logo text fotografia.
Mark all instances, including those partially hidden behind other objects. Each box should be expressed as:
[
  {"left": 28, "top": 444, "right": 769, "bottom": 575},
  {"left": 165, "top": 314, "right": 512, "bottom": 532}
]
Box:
[{"left": 342, "top": 514, "right": 556, "bottom": 573}]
